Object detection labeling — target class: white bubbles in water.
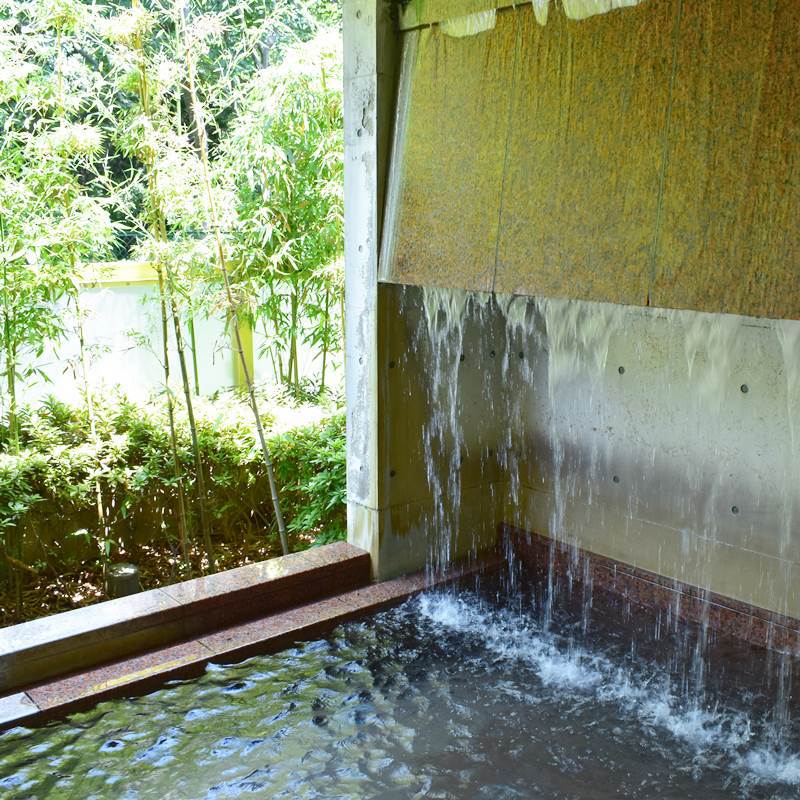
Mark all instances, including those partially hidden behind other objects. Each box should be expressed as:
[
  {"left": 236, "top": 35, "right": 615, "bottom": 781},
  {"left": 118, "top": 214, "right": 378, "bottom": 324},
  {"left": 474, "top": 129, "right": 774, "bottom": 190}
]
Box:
[
  {"left": 416, "top": 591, "right": 800, "bottom": 789},
  {"left": 741, "top": 747, "right": 800, "bottom": 787}
]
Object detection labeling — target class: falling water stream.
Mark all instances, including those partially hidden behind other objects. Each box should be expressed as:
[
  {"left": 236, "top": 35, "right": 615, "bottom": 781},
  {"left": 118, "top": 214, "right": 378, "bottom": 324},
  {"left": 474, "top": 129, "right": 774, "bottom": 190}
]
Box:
[{"left": 410, "top": 286, "right": 800, "bottom": 795}]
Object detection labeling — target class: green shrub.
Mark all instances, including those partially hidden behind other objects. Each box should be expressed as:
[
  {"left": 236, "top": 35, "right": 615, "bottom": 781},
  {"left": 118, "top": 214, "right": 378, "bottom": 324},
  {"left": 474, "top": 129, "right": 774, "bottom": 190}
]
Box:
[
  {"left": 272, "top": 413, "right": 346, "bottom": 541},
  {"left": 0, "top": 391, "right": 346, "bottom": 575}
]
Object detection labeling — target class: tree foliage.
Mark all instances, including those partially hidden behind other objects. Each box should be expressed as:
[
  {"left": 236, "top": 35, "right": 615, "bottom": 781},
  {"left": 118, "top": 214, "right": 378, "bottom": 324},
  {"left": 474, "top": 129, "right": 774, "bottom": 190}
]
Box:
[
  {"left": 220, "top": 30, "right": 343, "bottom": 391},
  {"left": 0, "top": 0, "right": 343, "bottom": 397},
  {"left": 0, "top": 0, "right": 115, "bottom": 455},
  {"left": 0, "top": 0, "right": 345, "bottom": 608}
]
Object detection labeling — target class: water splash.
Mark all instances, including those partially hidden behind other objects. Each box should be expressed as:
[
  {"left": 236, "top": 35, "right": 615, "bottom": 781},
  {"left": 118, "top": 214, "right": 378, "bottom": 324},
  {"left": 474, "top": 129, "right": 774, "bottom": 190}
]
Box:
[
  {"left": 1, "top": 583, "right": 799, "bottom": 797},
  {"left": 416, "top": 591, "right": 800, "bottom": 789},
  {"left": 409, "top": 285, "right": 797, "bottom": 748}
]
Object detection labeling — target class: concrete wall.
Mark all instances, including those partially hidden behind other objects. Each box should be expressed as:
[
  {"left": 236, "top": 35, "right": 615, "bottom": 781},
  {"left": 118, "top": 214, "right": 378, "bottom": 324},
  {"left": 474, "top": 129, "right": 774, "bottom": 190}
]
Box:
[
  {"left": 14, "top": 282, "right": 340, "bottom": 410},
  {"left": 501, "top": 295, "right": 800, "bottom": 619},
  {"left": 16, "top": 286, "right": 229, "bottom": 406},
  {"left": 371, "top": 284, "right": 506, "bottom": 576},
  {"left": 359, "top": 282, "right": 800, "bottom": 618},
  {"left": 344, "top": 0, "right": 800, "bottom": 610}
]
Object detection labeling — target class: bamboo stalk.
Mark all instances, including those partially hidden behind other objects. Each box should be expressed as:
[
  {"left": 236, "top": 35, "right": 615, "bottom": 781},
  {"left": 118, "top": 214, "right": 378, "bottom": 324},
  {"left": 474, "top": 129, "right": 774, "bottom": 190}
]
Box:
[
  {"left": 1, "top": 247, "right": 22, "bottom": 611},
  {"left": 165, "top": 269, "right": 215, "bottom": 570},
  {"left": 182, "top": 16, "right": 290, "bottom": 556},
  {"left": 157, "top": 267, "right": 191, "bottom": 572},
  {"left": 129, "top": 0, "right": 207, "bottom": 573},
  {"left": 74, "top": 288, "right": 107, "bottom": 558},
  {"left": 320, "top": 285, "right": 330, "bottom": 393},
  {"left": 188, "top": 315, "right": 201, "bottom": 395}
]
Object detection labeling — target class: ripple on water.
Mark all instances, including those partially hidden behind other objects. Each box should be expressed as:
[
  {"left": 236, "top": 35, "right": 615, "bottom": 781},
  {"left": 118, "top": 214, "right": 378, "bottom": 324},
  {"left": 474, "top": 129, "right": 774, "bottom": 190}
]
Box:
[{"left": 0, "top": 584, "right": 798, "bottom": 799}]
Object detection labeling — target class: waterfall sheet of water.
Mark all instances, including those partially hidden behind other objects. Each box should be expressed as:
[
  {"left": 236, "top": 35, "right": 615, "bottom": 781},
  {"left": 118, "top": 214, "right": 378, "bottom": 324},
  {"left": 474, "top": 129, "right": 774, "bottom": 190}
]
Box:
[
  {"left": 416, "top": 287, "right": 495, "bottom": 578},
  {"left": 411, "top": 286, "right": 800, "bottom": 753}
]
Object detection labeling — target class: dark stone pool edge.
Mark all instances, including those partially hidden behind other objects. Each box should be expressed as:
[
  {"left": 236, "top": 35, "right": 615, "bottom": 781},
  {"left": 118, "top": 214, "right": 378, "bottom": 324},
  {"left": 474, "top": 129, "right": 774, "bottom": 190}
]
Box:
[{"left": 0, "top": 554, "right": 502, "bottom": 731}]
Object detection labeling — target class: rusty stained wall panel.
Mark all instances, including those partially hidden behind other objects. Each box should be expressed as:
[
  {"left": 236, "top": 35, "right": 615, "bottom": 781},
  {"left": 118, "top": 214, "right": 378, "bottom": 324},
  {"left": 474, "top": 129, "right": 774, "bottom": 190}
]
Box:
[
  {"left": 382, "top": 11, "right": 517, "bottom": 292},
  {"left": 494, "top": 1, "right": 672, "bottom": 304},
  {"left": 653, "top": 0, "right": 800, "bottom": 317},
  {"left": 382, "top": 0, "right": 800, "bottom": 320}
]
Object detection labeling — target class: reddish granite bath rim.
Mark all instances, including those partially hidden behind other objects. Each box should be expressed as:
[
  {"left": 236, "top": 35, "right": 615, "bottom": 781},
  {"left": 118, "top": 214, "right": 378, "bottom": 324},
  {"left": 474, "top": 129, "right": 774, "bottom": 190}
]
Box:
[
  {"left": 0, "top": 551, "right": 502, "bottom": 731},
  {"left": 0, "top": 541, "right": 371, "bottom": 694},
  {"left": 503, "top": 524, "right": 800, "bottom": 656}
]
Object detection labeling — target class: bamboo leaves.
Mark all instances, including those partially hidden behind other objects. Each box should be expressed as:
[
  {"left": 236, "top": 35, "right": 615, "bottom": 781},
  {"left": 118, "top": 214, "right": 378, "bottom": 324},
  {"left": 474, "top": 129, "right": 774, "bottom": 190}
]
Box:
[{"left": 219, "top": 29, "right": 343, "bottom": 395}]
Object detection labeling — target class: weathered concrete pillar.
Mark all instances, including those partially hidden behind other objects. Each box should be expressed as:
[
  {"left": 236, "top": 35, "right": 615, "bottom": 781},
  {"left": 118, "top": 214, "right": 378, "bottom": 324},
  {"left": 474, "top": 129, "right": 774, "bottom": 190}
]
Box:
[{"left": 343, "top": 0, "right": 398, "bottom": 576}]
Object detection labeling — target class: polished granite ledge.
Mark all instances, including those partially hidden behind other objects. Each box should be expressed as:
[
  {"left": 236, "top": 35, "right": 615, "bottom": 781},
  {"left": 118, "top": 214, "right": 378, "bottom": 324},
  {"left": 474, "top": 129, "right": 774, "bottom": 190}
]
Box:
[
  {"left": 0, "top": 553, "right": 502, "bottom": 731},
  {"left": 0, "top": 542, "right": 371, "bottom": 693},
  {"left": 503, "top": 524, "right": 800, "bottom": 655}
]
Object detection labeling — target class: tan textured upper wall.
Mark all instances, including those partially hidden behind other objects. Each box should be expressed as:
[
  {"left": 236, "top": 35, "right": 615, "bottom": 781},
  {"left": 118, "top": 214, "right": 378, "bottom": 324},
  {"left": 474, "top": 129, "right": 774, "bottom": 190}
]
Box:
[{"left": 381, "top": 0, "right": 800, "bottom": 320}]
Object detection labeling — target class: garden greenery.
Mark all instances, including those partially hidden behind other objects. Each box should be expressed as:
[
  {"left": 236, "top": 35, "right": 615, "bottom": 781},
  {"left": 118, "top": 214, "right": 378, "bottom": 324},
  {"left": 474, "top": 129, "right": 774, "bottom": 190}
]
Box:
[
  {"left": 0, "top": 0, "right": 346, "bottom": 616},
  {"left": 0, "top": 393, "right": 346, "bottom": 573},
  {"left": 221, "top": 30, "right": 343, "bottom": 393}
]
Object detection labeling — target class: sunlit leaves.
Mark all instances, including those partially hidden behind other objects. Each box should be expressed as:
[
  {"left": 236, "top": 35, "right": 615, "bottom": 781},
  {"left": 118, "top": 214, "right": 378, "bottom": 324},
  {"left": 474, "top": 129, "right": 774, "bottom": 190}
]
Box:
[
  {"left": 32, "top": 0, "right": 87, "bottom": 35},
  {"left": 35, "top": 120, "right": 102, "bottom": 157},
  {"left": 0, "top": 393, "right": 345, "bottom": 559},
  {"left": 218, "top": 28, "right": 343, "bottom": 389},
  {"left": 102, "top": 5, "right": 155, "bottom": 48}
]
